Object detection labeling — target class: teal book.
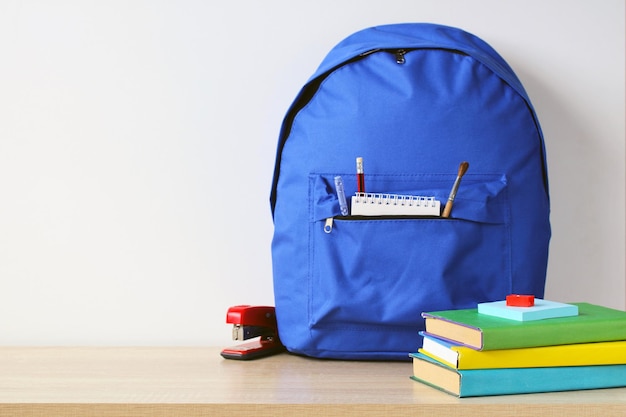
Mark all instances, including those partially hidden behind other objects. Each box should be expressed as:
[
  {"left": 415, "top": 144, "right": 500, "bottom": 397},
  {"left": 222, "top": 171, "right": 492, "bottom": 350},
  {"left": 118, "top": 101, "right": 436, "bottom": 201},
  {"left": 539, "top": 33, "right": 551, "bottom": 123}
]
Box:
[
  {"left": 410, "top": 352, "right": 626, "bottom": 397},
  {"left": 422, "top": 302, "right": 626, "bottom": 350}
]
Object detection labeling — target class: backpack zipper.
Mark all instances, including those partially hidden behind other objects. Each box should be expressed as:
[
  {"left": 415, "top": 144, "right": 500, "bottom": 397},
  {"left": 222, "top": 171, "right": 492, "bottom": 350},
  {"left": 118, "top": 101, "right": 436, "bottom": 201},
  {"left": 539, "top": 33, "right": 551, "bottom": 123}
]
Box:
[
  {"left": 324, "top": 218, "right": 334, "bottom": 234},
  {"left": 324, "top": 214, "right": 445, "bottom": 233},
  {"left": 395, "top": 49, "right": 406, "bottom": 64},
  {"left": 359, "top": 48, "right": 406, "bottom": 64}
]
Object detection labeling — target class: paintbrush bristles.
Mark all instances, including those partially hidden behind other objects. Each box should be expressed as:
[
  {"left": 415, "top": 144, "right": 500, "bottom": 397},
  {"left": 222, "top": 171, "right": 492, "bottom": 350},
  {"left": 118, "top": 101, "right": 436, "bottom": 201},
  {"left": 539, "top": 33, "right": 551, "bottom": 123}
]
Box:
[{"left": 458, "top": 161, "right": 469, "bottom": 177}]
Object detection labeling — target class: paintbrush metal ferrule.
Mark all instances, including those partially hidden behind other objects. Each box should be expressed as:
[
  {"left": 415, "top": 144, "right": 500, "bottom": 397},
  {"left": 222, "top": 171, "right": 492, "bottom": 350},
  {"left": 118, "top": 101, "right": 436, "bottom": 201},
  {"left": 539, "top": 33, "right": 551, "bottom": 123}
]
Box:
[{"left": 447, "top": 177, "right": 462, "bottom": 202}]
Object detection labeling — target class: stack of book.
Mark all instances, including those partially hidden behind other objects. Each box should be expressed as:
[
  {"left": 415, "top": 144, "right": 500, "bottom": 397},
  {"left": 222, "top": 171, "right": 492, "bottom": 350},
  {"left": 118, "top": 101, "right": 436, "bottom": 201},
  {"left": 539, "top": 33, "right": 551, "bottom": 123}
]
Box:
[{"left": 410, "top": 301, "right": 626, "bottom": 397}]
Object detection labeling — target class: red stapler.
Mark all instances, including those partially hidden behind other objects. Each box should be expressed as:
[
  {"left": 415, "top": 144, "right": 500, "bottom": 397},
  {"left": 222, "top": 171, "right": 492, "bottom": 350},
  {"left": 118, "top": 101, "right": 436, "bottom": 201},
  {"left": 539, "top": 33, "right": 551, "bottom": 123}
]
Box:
[{"left": 220, "top": 305, "right": 285, "bottom": 360}]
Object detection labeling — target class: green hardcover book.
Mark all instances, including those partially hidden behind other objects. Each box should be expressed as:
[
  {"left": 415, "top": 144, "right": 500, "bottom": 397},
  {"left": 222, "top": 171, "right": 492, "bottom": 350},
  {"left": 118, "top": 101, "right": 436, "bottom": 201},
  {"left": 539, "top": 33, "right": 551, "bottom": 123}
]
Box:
[{"left": 421, "top": 302, "right": 626, "bottom": 351}]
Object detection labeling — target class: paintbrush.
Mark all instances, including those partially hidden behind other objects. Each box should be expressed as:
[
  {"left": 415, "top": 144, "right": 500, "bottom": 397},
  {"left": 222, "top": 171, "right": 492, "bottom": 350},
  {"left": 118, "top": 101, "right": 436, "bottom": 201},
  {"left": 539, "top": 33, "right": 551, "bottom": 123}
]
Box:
[{"left": 442, "top": 161, "right": 469, "bottom": 218}]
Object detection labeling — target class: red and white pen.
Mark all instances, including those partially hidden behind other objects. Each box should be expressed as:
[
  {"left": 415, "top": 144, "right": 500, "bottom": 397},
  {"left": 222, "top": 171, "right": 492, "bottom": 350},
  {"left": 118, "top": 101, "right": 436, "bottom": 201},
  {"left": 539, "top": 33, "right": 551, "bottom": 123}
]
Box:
[{"left": 356, "top": 157, "right": 365, "bottom": 193}]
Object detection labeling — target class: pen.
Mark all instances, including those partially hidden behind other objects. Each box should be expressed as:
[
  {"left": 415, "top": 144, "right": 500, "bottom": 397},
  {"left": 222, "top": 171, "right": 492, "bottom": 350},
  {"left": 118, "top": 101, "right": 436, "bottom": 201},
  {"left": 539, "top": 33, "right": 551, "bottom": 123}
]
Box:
[
  {"left": 442, "top": 161, "right": 469, "bottom": 218},
  {"left": 334, "top": 176, "right": 349, "bottom": 216},
  {"left": 356, "top": 157, "right": 365, "bottom": 193}
]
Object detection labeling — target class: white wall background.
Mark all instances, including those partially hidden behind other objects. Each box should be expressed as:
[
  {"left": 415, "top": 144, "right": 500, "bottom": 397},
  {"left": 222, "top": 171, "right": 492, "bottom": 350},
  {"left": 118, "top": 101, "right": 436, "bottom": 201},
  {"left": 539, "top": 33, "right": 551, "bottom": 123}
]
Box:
[{"left": 0, "top": 0, "right": 623, "bottom": 347}]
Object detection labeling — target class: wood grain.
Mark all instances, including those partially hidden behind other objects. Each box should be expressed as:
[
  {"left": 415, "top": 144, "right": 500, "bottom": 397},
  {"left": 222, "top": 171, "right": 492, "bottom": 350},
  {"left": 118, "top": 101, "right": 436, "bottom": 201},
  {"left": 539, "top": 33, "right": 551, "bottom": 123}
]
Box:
[{"left": 0, "top": 347, "right": 624, "bottom": 416}]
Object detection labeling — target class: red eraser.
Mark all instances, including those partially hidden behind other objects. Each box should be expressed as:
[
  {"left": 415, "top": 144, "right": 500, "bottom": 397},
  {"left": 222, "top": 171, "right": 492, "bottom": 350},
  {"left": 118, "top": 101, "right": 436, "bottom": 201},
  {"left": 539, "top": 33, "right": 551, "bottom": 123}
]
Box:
[{"left": 506, "top": 294, "right": 535, "bottom": 307}]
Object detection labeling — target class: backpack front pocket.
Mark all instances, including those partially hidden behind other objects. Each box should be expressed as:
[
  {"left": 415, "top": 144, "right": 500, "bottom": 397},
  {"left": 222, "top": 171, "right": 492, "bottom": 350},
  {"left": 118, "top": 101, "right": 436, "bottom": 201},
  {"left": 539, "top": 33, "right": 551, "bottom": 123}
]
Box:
[{"left": 307, "top": 173, "right": 511, "bottom": 353}]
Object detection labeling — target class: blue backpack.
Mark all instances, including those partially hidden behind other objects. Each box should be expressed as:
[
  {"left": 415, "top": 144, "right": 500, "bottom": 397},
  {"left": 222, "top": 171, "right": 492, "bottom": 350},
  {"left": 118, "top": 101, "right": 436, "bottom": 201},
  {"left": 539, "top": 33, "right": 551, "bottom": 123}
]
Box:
[{"left": 270, "top": 23, "right": 550, "bottom": 360}]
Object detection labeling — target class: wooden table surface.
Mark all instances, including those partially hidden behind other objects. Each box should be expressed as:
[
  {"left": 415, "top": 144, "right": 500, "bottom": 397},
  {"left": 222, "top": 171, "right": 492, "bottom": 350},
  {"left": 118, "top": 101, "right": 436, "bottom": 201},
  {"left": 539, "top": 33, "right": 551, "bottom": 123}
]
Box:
[{"left": 1, "top": 347, "right": 625, "bottom": 416}]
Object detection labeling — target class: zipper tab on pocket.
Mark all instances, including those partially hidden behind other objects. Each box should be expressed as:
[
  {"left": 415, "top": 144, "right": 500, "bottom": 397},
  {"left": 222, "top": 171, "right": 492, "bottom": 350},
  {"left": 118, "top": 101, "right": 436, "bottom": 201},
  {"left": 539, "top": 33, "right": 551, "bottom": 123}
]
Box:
[
  {"left": 395, "top": 49, "right": 406, "bottom": 64},
  {"left": 324, "top": 218, "right": 334, "bottom": 234}
]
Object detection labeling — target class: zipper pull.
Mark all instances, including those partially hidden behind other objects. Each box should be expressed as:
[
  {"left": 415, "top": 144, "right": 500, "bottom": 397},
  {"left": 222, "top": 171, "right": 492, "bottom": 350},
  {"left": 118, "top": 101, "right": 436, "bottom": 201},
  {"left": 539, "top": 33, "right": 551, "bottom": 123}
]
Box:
[
  {"left": 395, "top": 49, "right": 406, "bottom": 64},
  {"left": 324, "top": 218, "right": 334, "bottom": 234}
]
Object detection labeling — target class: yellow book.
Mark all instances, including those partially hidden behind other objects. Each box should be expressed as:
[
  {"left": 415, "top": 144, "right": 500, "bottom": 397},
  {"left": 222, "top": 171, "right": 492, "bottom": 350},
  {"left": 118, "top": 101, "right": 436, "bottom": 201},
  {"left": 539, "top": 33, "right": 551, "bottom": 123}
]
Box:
[{"left": 420, "top": 333, "right": 626, "bottom": 370}]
